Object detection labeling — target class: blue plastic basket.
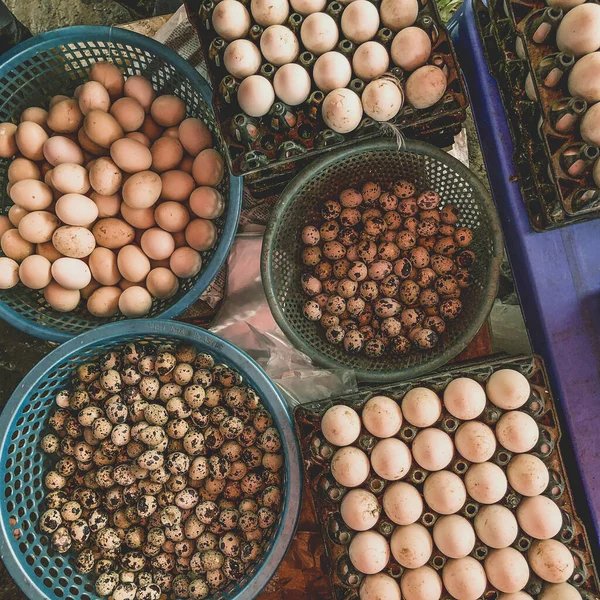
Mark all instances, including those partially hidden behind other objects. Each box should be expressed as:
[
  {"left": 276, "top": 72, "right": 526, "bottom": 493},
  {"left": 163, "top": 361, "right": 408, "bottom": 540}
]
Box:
[
  {"left": 0, "top": 320, "right": 302, "bottom": 600},
  {"left": 0, "top": 26, "right": 243, "bottom": 343}
]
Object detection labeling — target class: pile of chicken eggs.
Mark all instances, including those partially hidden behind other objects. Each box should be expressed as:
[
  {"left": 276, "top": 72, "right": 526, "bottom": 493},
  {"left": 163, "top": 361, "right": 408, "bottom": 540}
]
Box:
[
  {"left": 319, "top": 368, "right": 583, "bottom": 600},
  {"left": 211, "top": 0, "right": 447, "bottom": 132},
  {"left": 0, "top": 61, "right": 227, "bottom": 318},
  {"left": 39, "top": 341, "right": 284, "bottom": 600}
]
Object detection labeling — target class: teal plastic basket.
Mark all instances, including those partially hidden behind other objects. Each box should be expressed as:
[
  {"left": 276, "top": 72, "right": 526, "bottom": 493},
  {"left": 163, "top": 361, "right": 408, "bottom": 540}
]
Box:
[
  {"left": 0, "top": 26, "right": 243, "bottom": 343},
  {"left": 0, "top": 320, "right": 302, "bottom": 600}
]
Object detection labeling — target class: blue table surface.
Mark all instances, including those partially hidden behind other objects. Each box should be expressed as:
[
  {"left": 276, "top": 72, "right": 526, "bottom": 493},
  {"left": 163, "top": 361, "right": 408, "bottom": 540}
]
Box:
[{"left": 449, "top": 0, "right": 600, "bottom": 551}]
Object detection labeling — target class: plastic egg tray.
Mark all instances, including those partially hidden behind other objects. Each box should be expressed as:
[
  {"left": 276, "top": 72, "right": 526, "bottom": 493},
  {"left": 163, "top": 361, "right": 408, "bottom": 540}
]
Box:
[
  {"left": 474, "top": 0, "right": 599, "bottom": 229},
  {"left": 293, "top": 354, "right": 600, "bottom": 599},
  {"left": 188, "top": 0, "right": 468, "bottom": 195}
]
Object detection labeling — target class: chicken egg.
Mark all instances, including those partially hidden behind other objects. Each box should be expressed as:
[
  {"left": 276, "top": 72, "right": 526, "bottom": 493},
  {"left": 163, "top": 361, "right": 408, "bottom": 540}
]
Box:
[
  {"left": 0, "top": 216, "right": 12, "bottom": 238},
  {"left": 360, "top": 573, "right": 401, "bottom": 600},
  {"left": 391, "top": 27, "right": 432, "bottom": 71},
  {"left": 251, "top": 0, "right": 289, "bottom": 26},
  {"left": 0, "top": 257, "right": 19, "bottom": 289},
  {"left": 52, "top": 257, "right": 92, "bottom": 290},
  {"left": 212, "top": 0, "right": 251, "bottom": 41},
  {"left": 151, "top": 137, "right": 183, "bottom": 173},
  {"left": 170, "top": 246, "right": 202, "bottom": 279},
  {"left": 442, "top": 557, "right": 487, "bottom": 600},
  {"left": 46, "top": 98, "right": 83, "bottom": 134},
  {"left": 443, "top": 377, "right": 486, "bottom": 420},
  {"left": 260, "top": 25, "right": 300, "bottom": 65},
  {"left": 192, "top": 149, "right": 225, "bottom": 188},
  {"left": 121, "top": 204, "right": 156, "bottom": 230},
  {"left": 1, "top": 229, "right": 35, "bottom": 261},
  {"left": 110, "top": 97, "right": 145, "bottom": 132},
  {"left": 122, "top": 171, "right": 162, "bottom": 209},
  {"left": 352, "top": 42, "right": 390, "bottom": 81},
  {"left": 146, "top": 267, "right": 179, "bottom": 300},
  {"left": 223, "top": 40, "right": 262, "bottom": 78},
  {"left": 349, "top": 531, "right": 390, "bottom": 574},
  {"left": 0, "top": 122, "right": 17, "bottom": 159},
  {"left": 340, "top": 489, "right": 381, "bottom": 530},
  {"left": 433, "top": 515, "right": 475, "bottom": 559},
  {"left": 141, "top": 228, "right": 175, "bottom": 260},
  {"left": 301, "top": 13, "right": 339, "bottom": 54},
  {"left": 51, "top": 163, "right": 90, "bottom": 195},
  {"left": 370, "top": 438, "right": 411, "bottom": 481},
  {"left": 391, "top": 523, "right": 432, "bottom": 569},
  {"left": 362, "top": 395, "right": 402, "bottom": 438},
  {"left": 87, "top": 286, "right": 121, "bottom": 317},
  {"left": 15, "top": 121, "right": 48, "bottom": 161},
  {"left": 580, "top": 103, "right": 600, "bottom": 146},
  {"left": 528, "top": 540, "right": 574, "bottom": 583},
  {"left": 8, "top": 205, "right": 29, "bottom": 228},
  {"left": 189, "top": 187, "right": 225, "bottom": 220},
  {"left": 17, "top": 210, "right": 59, "bottom": 244},
  {"left": 498, "top": 593, "right": 534, "bottom": 600},
  {"left": 291, "top": 0, "right": 326, "bottom": 14},
  {"left": 474, "top": 504, "right": 519, "bottom": 549},
  {"left": 273, "top": 64, "right": 312, "bottom": 106},
  {"left": 321, "top": 404, "right": 362, "bottom": 446},
  {"left": 20, "top": 107, "right": 49, "bottom": 129},
  {"left": 380, "top": 0, "right": 418, "bottom": 31},
  {"left": 8, "top": 158, "right": 41, "bottom": 184},
  {"left": 178, "top": 118, "right": 212, "bottom": 157},
  {"left": 185, "top": 219, "right": 217, "bottom": 252},
  {"left": 517, "top": 495, "right": 563, "bottom": 540},
  {"left": 160, "top": 170, "right": 195, "bottom": 202},
  {"left": 118, "top": 285, "right": 153, "bottom": 317},
  {"left": 341, "top": 0, "right": 380, "bottom": 44},
  {"left": 44, "top": 281, "right": 81, "bottom": 312},
  {"left": 495, "top": 411, "right": 539, "bottom": 453},
  {"left": 507, "top": 453, "right": 549, "bottom": 496},
  {"left": 361, "top": 77, "right": 404, "bottom": 121},
  {"left": 464, "top": 462, "right": 507, "bottom": 504},
  {"left": 10, "top": 179, "right": 53, "bottom": 211},
  {"left": 124, "top": 75, "right": 156, "bottom": 112},
  {"left": 454, "top": 421, "right": 496, "bottom": 463},
  {"left": 486, "top": 369, "right": 531, "bottom": 409},
  {"left": 154, "top": 202, "right": 190, "bottom": 233},
  {"left": 538, "top": 583, "right": 582, "bottom": 600},
  {"left": 568, "top": 52, "right": 600, "bottom": 104},
  {"left": 382, "top": 481, "right": 423, "bottom": 525},
  {"left": 400, "top": 565, "right": 443, "bottom": 600},
  {"left": 89, "top": 247, "right": 120, "bottom": 286},
  {"left": 423, "top": 471, "right": 466, "bottom": 515},
  {"left": 55, "top": 194, "right": 99, "bottom": 226},
  {"left": 89, "top": 61, "right": 124, "bottom": 100},
  {"left": 322, "top": 88, "right": 363, "bottom": 133},
  {"left": 406, "top": 66, "right": 447, "bottom": 109},
  {"left": 485, "top": 548, "right": 530, "bottom": 594},
  {"left": 117, "top": 245, "right": 151, "bottom": 283},
  {"left": 401, "top": 387, "right": 442, "bottom": 427},
  {"left": 331, "top": 446, "right": 370, "bottom": 487},
  {"left": 556, "top": 3, "right": 600, "bottom": 57},
  {"left": 411, "top": 428, "right": 454, "bottom": 471},
  {"left": 110, "top": 138, "right": 153, "bottom": 173},
  {"left": 313, "top": 52, "right": 353, "bottom": 93}
]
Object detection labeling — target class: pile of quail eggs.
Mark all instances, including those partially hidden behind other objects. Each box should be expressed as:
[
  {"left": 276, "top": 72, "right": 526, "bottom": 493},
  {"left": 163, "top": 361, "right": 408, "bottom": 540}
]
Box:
[
  {"left": 317, "top": 369, "right": 583, "bottom": 600},
  {"left": 299, "top": 179, "right": 475, "bottom": 356},
  {"left": 39, "top": 341, "right": 284, "bottom": 600}
]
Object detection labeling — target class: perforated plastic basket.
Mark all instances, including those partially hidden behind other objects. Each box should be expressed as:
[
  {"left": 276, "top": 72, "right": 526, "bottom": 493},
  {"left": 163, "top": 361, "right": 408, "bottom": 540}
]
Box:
[
  {"left": 0, "top": 320, "right": 302, "bottom": 600},
  {"left": 262, "top": 138, "right": 503, "bottom": 382},
  {"left": 0, "top": 26, "right": 243, "bottom": 343}
]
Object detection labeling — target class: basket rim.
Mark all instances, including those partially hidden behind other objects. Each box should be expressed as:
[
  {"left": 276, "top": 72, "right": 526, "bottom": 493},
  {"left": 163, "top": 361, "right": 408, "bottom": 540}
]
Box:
[
  {"left": 0, "top": 319, "right": 302, "bottom": 600},
  {"left": 261, "top": 137, "right": 504, "bottom": 383},
  {"left": 0, "top": 26, "right": 243, "bottom": 343}
]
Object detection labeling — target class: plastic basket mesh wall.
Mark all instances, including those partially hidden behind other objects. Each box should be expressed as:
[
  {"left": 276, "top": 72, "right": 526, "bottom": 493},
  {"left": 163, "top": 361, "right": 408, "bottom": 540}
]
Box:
[
  {"left": 0, "top": 327, "right": 293, "bottom": 600},
  {"left": 0, "top": 31, "right": 233, "bottom": 338},
  {"left": 266, "top": 144, "right": 502, "bottom": 379}
]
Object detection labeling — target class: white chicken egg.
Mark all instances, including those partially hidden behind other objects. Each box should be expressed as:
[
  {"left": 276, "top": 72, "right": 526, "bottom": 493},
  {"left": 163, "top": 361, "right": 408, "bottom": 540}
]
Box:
[
  {"left": 485, "top": 548, "right": 530, "bottom": 594},
  {"left": 401, "top": 387, "right": 442, "bottom": 427},
  {"left": 273, "top": 63, "right": 312, "bottom": 105},
  {"left": 340, "top": 489, "right": 381, "bottom": 531},
  {"left": 251, "top": 0, "right": 289, "bottom": 26},
  {"left": 260, "top": 25, "right": 300, "bottom": 65},
  {"left": 360, "top": 573, "right": 401, "bottom": 600},
  {"left": 322, "top": 88, "right": 363, "bottom": 133},
  {"left": 516, "top": 495, "right": 563, "bottom": 540},
  {"left": 321, "top": 404, "right": 362, "bottom": 446},
  {"left": 349, "top": 530, "right": 390, "bottom": 574},
  {"left": 237, "top": 75, "right": 276, "bottom": 117},
  {"left": 382, "top": 481, "right": 423, "bottom": 525},
  {"left": 432, "top": 515, "right": 475, "bottom": 559},
  {"left": 361, "top": 77, "right": 403, "bottom": 121},
  {"left": 341, "top": 0, "right": 380, "bottom": 44},
  {"left": 313, "top": 52, "right": 353, "bottom": 92},
  {"left": 291, "top": 0, "right": 326, "bottom": 14},
  {"left": 442, "top": 557, "right": 488, "bottom": 600},
  {"left": 464, "top": 462, "right": 508, "bottom": 504},
  {"left": 352, "top": 41, "right": 390, "bottom": 81},
  {"left": 454, "top": 421, "right": 496, "bottom": 463},
  {"left": 507, "top": 453, "right": 549, "bottom": 496},
  {"left": 331, "top": 446, "right": 370, "bottom": 487},
  {"left": 495, "top": 411, "right": 539, "bottom": 453},
  {"left": 391, "top": 523, "right": 433, "bottom": 569},
  {"left": 300, "top": 12, "right": 339, "bottom": 54},
  {"left": 486, "top": 369, "right": 531, "bottom": 409},
  {"left": 211, "top": 0, "right": 251, "bottom": 41},
  {"left": 474, "top": 504, "right": 518, "bottom": 549},
  {"left": 423, "top": 471, "right": 466, "bottom": 515},
  {"left": 370, "top": 437, "right": 411, "bottom": 481},
  {"left": 223, "top": 40, "right": 262, "bottom": 78},
  {"left": 361, "top": 395, "right": 402, "bottom": 438},
  {"left": 538, "top": 583, "right": 583, "bottom": 600},
  {"left": 443, "top": 377, "right": 486, "bottom": 420},
  {"left": 411, "top": 428, "right": 454, "bottom": 471},
  {"left": 528, "top": 540, "right": 574, "bottom": 583},
  {"left": 400, "top": 565, "right": 443, "bottom": 600}
]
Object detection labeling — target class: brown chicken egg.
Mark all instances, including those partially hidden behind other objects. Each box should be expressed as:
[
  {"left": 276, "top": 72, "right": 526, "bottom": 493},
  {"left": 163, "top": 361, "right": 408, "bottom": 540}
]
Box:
[
  {"left": 400, "top": 565, "right": 443, "bottom": 600},
  {"left": 391, "top": 27, "right": 432, "bottom": 71},
  {"left": 360, "top": 574, "right": 401, "bottom": 600},
  {"left": 495, "top": 411, "right": 539, "bottom": 453},
  {"left": 517, "top": 495, "right": 563, "bottom": 540},
  {"left": 121, "top": 203, "right": 156, "bottom": 230},
  {"left": 89, "top": 61, "right": 124, "bottom": 100},
  {"left": 382, "top": 481, "right": 423, "bottom": 525},
  {"left": 391, "top": 523, "right": 433, "bottom": 568},
  {"left": 89, "top": 247, "right": 120, "bottom": 286},
  {"left": 474, "top": 504, "right": 518, "bottom": 549},
  {"left": 340, "top": 489, "right": 381, "bottom": 530},
  {"left": 44, "top": 281, "right": 81, "bottom": 312},
  {"left": 486, "top": 369, "right": 531, "bottom": 409},
  {"left": 485, "top": 548, "right": 530, "bottom": 594},
  {"left": 146, "top": 267, "right": 179, "bottom": 300},
  {"left": 442, "top": 557, "right": 487, "bottom": 600},
  {"left": 406, "top": 66, "right": 447, "bottom": 109},
  {"left": 507, "top": 453, "right": 549, "bottom": 496},
  {"left": 401, "top": 387, "right": 442, "bottom": 427},
  {"left": 331, "top": 446, "right": 370, "bottom": 487},
  {"left": 454, "top": 421, "right": 496, "bottom": 463},
  {"left": 349, "top": 531, "right": 390, "bottom": 574},
  {"left": 170, "top": 246, "right": 202, "bottom": 279},
  {"left": 361, "top": 395, "right": 402, "bottom": 438},
  {"left": 151, "top": 95, "right": 186, "bottom": 128},
  {"left": 124, "top": 75, "right": 156, "bottom": 112},
  {"left": 118, "top": 285, "right": 153, "bottom": 317},
  {"left": 19, "top": 254, "right": 52, "bottom": 289},
  {"left": 423, "top": 470, "right": 466, "bottom": 515},
  {"left": 192, "top": 149, "right": 225, "bottom": 187},
  {"left": 443, "top": 377, "right": 486, "bottom": 420},
  {"left": 465, "top": 462, "right": 508, "bottom": 504},
  {"left": 0, "top": 122, "right": 17, "bottom": 159},
  {"left": 1, "top": 229, "right": 35, "bottom": 261},
  {"left": 110, "top": 138, "right": 152, "bottom": 173},
  {"left": 141, "top": 228, "right": 175, "bottom": 260},
  {"left": 122, "top": 171, "right": 162, "bottom": 209},
  {"left": 185, "top": 219, "right": 217, "bottom": 251},
  {"left": 0, "top": 257, "right": 19, "bottom": 289},
  {"left": 370, "top": 438, "right": 411, "bottom": 481},
  {"left": 528, "top": 540, "right": 574, "bottom": 583}
]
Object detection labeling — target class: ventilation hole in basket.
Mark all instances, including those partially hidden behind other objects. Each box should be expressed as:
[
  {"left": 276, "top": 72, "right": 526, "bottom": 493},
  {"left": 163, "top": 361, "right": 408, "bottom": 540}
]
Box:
[
  {"left": 14, "top": 465, "right": 22, "bottom": 476},
  {"left": 31, "top": 511, "right": 38, "bottom": 522},
  {"left": 74, "top": 576, "right": 82, "bottom": 585},
  {"left": 16, "top": 452, "right": 22, "bottom": 462},
  {"left": 17, "top": 506, "right": 25, "bottom": 518},
  {"left": 6, "top": 500, "right": 13, "bottom": 511},
  {"left": 15, "top": 417, "right": 24, "bottom": 427},
  {"left": 49, "top": 567, "right": 58, "bottom": 577},
  {"left": 26, "top": 554, "right": 34, "bottom": 566},
  {"left": 4, "top": 473, "right": 11, "bottom": 484},
  {"left": 41, "top": 556, "right": 49, "bottom": 567},
  {"left": 22, "top": 521, "right": 29, "bottom": 531},
  {"left": 32, "top": 545, "right": 41, "bottom": 558},
  {"left": 70, "top": 588, "right": 79, "bottom": 597},
  {"left": 21, "top": 425, "right": 29, "bottom": 436},
  {"left": 26, "top": 498, "right": 33, "bottom": 509},
  {"left": 9, "top": 442, "right": 16, "bottom": 452},
  {"left": 23, "top": 472, "right": 31, "bottom": 483},
  {"left": 34, "top": 566, "right": 43, "bottom": 577},
  {"left": 55, "top": 588, "right": 64, "bottom": 597},
  {"left": 19, "top": 542, "right": 27, "bottom": 553},
  {"left": 35, "top": 490, "right": 43, "bottom": 501},
  {"left": 82, "top": 594, "right": 91, "bottom": 600},
  {"left": 28, "top": 434, "right": 36, "bottom": 445},
  {"left": 59, "top": 577, "right": 68, "bottom": 587},
  {"left": 14, "top": 480, "right": 21, "bottom": 491},
  {"left": 55, "top": 557, "right": 63, "bottom": 567},
  {"left": 64, "top": 567, "right": 72, "bottom": 577}
]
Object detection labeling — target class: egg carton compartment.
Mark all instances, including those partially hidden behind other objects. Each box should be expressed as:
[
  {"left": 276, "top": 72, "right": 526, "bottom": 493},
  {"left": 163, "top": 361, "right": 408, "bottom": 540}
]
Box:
[
  {"left": 185, "top": 0, "right": 468, "bottom": 196},
  {"left": 475, "top": 0, "right": 600, "bottom": 227},
  {"left": 293, "top": 354, "right": 600, "bottom": 599}
]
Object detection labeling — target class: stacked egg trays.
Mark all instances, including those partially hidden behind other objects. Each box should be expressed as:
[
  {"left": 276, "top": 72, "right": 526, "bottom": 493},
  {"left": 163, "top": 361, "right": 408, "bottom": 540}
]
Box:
[
  {"left": 475, "top": 0, "right": 599, "bottom": 230},
  {"left": 293, "top": 355, "right": 600, "bottom": 599},
  {"left": 193, "top": 0, "right": 467, "bottom": 191}
]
